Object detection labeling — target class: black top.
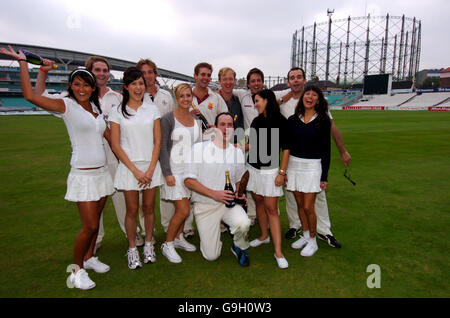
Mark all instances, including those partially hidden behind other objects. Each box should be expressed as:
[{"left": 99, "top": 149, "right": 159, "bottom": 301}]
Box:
[
  {"left": 247, "top": 112, "right": 288, "bottom": 170},
  {"left": 286, "top": 114, "right": 331, "bottom": 182}
]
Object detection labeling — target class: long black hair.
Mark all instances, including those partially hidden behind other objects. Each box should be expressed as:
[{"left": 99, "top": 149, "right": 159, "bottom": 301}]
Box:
[
  {"left": 294, "top": 85, "right": 330, "bottom": 129},
  {"left": 120, "top": 67, "right": 146, "bottom": 118},
  {"left": 67, "top": 68, "right": 101, "bottom": 113},
  {"left": 253, "top": 89, "right": 281, "bottom": 127}
]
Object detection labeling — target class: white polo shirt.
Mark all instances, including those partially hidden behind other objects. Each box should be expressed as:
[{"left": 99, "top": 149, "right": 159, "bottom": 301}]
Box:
[
  {"left": 184, "top": 140, "right": 246, "bottom": 205},
  {"left": 109, "top": 102, "right": 161, "bottom": 162},
  {"left": 60, "top": 98, "right": 107, "bottom": 168},
  {"left": 192, "top": 87, "right": 229, "bottom": 125},
  {"left": 143, "top": 85, "right": 175, "bottom": 116},
  {"left": 233, "top": 89, "right": 259, "bottom": 132}
]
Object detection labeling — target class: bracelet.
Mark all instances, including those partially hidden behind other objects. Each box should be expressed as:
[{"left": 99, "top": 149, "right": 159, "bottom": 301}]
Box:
[
  {"left": 39, "top": 67, "right": 48, "bottom": 74},
  {"left": 280, "top": 97, "right": 284, "bottom": 104},
  {"left": 279, "top": 169, "right": 286, "bottom": 176}
]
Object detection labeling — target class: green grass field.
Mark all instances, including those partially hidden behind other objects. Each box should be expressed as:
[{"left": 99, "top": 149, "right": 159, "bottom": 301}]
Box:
[{"left": 0, "top": 111, "right": 449, "bottom": 298}]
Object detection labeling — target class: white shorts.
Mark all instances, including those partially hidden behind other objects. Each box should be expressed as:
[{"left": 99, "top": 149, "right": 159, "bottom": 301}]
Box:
[
  {"left": 65, "top": 166, "right": 114, "bottom": 202},
  {"left": 114, "top": 161, "right": 164, "bottom": 191},
  {"left": 246, "top": 165, "right": 283, "bottom": 197},
  {"left": 160, "top": 174, "right": 191, "bottom": 201},
  {"left": 286, "top": 157, "right": 322, "bottom": 193}
]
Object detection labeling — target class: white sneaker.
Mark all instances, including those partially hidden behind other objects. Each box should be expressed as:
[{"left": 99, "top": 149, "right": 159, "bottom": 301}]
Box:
[
  {"left": 291, "top": 236, "right": 309, "bottom": 250},
  {"left": 135, "top": 233, "right": 144, "bottom": 247},
  {"left": 274, "top": 254, "right": 289, "bottom": 269},
  {"left": 301, "top": 238, "right": 318, "bottom": 257},
  {"left": 143, "top": 243, "right": 156, "bottom": 264},
  {"left": 161, "top": 242, "right": 182, "bottom": 263},
  {"left": 127, "top": 248, "right": 142, "bottom": 269},
  {"left": 183, "top": 229, "right": 194, "bottom": 238},
  {"left": 83, "top": 256, "right": 110, "bottom": 273},
  {"left": 249, "top": 236, "right": 270, "bottom": 247},
  {"left": 174, "top": 235, "right": 196, "bottom": 252},
  {"left": 69, "top": 268, "right": 96, "bottom": 290}
]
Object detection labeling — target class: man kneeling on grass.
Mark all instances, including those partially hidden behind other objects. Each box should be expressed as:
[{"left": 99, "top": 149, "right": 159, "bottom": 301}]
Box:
[{"left": 184, "top": 112, "right": 250, "bottom": 266}]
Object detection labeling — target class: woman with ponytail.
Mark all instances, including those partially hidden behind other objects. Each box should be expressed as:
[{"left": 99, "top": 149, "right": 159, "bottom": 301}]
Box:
[
  {"left": 0, "top": 45, "right": 114, "bottom": 290},
  {"left": 109, "top": 67, "right": 163, "bottom": 269}
]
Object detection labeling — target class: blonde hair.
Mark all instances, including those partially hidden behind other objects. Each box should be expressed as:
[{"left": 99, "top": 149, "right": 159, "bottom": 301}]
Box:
[
  {"left": 136, "top": 58, "right": 158, "bottom": 75},
  {"left": 174, "top": 83, "right": 193, "bottom": 101},
  {"left": 218, "top": 67, "right": 236, "bottom": 80}
]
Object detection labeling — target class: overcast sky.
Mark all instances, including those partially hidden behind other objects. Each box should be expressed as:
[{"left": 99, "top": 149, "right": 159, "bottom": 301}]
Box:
[{"left": 1, "top": 0, "right": 448, "bottom": 79}]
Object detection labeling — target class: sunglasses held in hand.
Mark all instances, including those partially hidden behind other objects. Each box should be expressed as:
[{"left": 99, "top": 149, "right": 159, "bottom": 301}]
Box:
[{"left": 344, "top": 166, "right": 356, "bottom": 186}]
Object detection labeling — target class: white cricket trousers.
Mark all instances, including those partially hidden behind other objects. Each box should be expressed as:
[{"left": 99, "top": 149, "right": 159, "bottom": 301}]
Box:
[
  {"left": 285, "top": 189, "right": 333, "bottom": 236},
  {"left": 193, "top": 202, "right": 251, "bottom": 261}
]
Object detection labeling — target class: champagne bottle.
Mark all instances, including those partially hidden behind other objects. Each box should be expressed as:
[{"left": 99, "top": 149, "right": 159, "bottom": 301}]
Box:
[
  {"left": 20, "top": 49, "right": 58, "bottom": 69},
  {"left": 191, "top": 103, "right": 209, "bottom": 131},
  {"left": 224, "top": 170, "right": 235, "bottom": 208}
]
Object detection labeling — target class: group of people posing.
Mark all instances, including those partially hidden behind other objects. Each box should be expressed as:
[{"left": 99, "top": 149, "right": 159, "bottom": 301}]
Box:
[{"left": 1, "top": 45, "right": 352, "bottom": 290}]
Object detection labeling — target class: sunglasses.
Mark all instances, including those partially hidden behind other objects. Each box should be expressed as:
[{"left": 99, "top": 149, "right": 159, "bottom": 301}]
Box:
[{"left": 344, "top": 166, "right": 356, "bottom": 186}]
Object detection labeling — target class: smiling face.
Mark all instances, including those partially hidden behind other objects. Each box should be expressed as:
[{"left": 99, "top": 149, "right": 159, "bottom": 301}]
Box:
[
  {"left": 140, "top": 63, "right": 157, "bottom": 88},
  {"left": 176, "top": 87, "right": 193, "bottom": 110},
  {"left": 254, "top": 94, "right": 267, "bottom": 115},
  {"left": 70, "top": 76, "right": 94, "bottom": 104},
  {"left": 194, "top": 67, "right": 212, "bottom": 89},
  {"left": 219, "top": 70, "right": 236, "bottom": 95},
  {"left": 287, "top": 69, "right": 306, "bottom": 95},
  {"left": 125, "top": 76, "right": 146, "bottom": 102},
  {"left": 90, "top": 61, "right": 110, "bottom": 88},
  {"left": 302, "top": 89, "right": 319, "bottom": 110},
  {"left": 248, "top": 73, "right": 263, "bottom": 94},
  {"left": 215, "top": 113, "right": 234, "bottom": 143}
]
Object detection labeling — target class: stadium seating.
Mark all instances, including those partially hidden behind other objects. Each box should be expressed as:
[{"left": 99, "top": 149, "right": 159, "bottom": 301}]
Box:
[
  {"left": 399, "top": 92, "right": 450, "bottom": 109},
  {"left": 352, "top": 93, "right": 416, "bottom": 107}
]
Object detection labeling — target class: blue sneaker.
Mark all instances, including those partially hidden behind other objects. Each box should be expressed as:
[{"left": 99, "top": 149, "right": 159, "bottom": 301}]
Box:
[{"left": 231, "top": 244, "right": 250, "bottom": 267}]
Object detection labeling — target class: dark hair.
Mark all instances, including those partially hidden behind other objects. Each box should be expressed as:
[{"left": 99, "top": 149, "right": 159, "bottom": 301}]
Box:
[
  {"left": 246, "top": 68, "right": 264, "bottom": 89},
  {"left": 253, "top": 89, "right": 281, "bottom": 127},
  {"left": 194, "top": 62, "right": 213, "bottom": 75},
  {"left": 287, "top": 67, "right": 306, "bottom": 80},
  {"left": 214, "top": 112, "right": 235, "bottom": 129},
  {"left": 294, "top": 85, "right": 330, "bottom": 129},
  {"left": 85, "top": 56, "right": 110, "bottom": 72},
  {"left": 120, "top": 67, "right": 145, "bottom": 118},
  {"left": 67, "top": 68, "right": 101, "bottom": 113}
]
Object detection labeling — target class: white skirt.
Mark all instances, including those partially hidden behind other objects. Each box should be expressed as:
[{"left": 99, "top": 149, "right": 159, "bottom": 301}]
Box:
[
  {"left": 160, "top": 174, "right": 191, "bottom": 201},
  {"left": 246, "top": 165, "right": 283, "bottom": 197},
  {"left": 65, "top": 166, "right": 114, "bottom": 202},
  {"left": 114, "top": 161, "right": 164, "bottom": 191},
  {"left": 286, "top": 157, "right": 322, "bottom": 193}
]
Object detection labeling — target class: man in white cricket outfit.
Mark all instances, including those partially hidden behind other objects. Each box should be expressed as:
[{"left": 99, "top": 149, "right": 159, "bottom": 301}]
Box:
[
  {"left": 273, "top": 67, "right": 352, "bottom": 248},
  {"left": 184, "top": 112, "right": 251, "bottom": 266}
]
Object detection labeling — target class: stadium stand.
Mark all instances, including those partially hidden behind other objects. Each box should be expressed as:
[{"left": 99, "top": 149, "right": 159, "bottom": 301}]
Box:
[
  {"left": 352, "top": 93, "right": 416, "bottom": 107},
  {"left": 399, "top": 92, "right": 450, "bottom": 109}
]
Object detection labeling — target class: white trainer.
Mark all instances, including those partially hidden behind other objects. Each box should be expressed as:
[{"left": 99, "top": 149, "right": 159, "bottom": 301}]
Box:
[
  {"left": 291, "top": 236, "right": 309, "bottom": 250},
  {"left": 274, "top": 254, "right": 289, "bottom": 269},
  {"left": 83, "top": 256, "right": 110, "bottom": 273},
  {"left": 143, "top": 243, "right": 157, "bottom": 264},
  {"left": 249, "top": 236, "right": 270, "bottom": 247},
  {"left": 69, "top": 268, "right": 96, "bottom": 290},
  {"left": 301, "top": 238, "right": 319, "bottom": 257},
  {"left": 174, "top": 235, "right": 196, "bottom": 252},
  {"left": 161, "top": 242, "right": 182, "bottom": 263},
  {"left": 127, "top": 248, "right": 142, "bottom": 269}
]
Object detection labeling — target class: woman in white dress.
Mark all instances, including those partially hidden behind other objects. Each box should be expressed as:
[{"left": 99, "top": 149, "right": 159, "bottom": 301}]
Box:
[
  {"left": 109, "top": 67, "right": 163, "bottom": 269},
  {"left": 159, "top": 83, "right": 201, "bottom": 263},
  {"left": 0, "top": 45, "right": 113, "bottom": 290}
]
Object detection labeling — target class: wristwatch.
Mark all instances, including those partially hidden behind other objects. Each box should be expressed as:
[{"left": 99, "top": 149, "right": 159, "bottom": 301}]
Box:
[{"left": 279, "top": 169, "right": 286, "bottom": 176}]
